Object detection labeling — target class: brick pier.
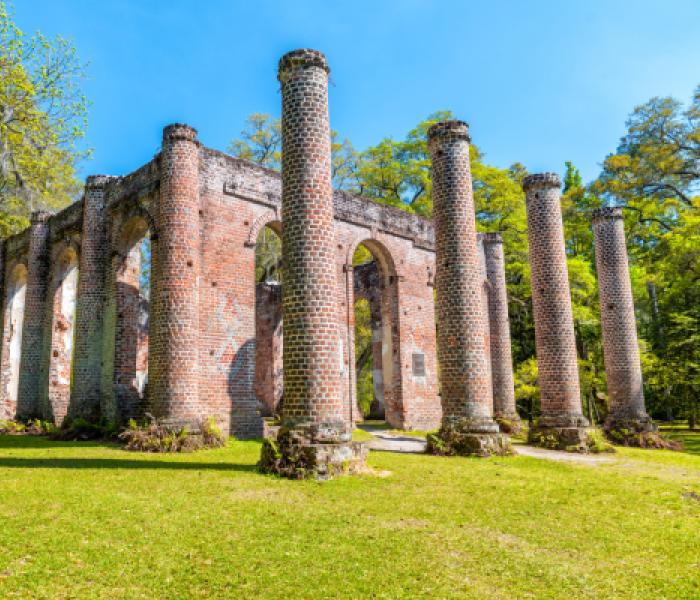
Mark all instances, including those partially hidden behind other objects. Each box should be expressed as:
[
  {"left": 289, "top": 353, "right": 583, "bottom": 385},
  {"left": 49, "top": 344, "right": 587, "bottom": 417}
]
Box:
[
  {"left": 259, "top": 49, "right": 367, "bottom": 478},
  {"left": 482, "top": 233, "right": 521, "bottom": 433},
  {"left": 426, "top": 121, "right": 511, "bottom": 457},
  {"left": 591, "top": 207, "right": 655, "bottom": 437},
  {"left": 523, "top": 173, "right": 590, "bottom": 450}
]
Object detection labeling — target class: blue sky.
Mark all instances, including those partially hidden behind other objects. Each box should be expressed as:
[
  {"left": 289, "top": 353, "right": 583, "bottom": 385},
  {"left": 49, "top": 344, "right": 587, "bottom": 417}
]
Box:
[{"left": 15, "top": 0, "right": 700, "bottom": 183}]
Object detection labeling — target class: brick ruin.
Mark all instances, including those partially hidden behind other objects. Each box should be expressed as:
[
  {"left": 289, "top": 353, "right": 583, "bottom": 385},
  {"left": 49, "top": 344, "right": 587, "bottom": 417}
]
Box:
[{"left": 0, "top": 48, "right": 655, "bottom": 474}]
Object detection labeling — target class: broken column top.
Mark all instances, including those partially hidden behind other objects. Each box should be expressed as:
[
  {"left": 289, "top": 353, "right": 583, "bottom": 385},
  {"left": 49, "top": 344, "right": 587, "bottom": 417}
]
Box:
[
  {"left": 427, "top": 120, "right": 471, "bottom": 144},
  {"left": 162, "top": 123, "right": 199, "bottom": 143},
  {"left": 278, "top": 48, "right": 330, "bottom": 77},
  {"left": 479, "top": 231, "right": 504, "bottom": 244},
  {"left": 591, "top": 206, "right": 624, "bottom": 222},
  {"left": 522, "top": 172, "right": 561, "bottom": 193}
]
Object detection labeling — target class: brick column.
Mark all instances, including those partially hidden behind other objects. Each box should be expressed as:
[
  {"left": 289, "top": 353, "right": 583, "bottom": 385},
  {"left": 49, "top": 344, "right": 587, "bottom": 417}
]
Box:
[
  {"left": 482, "top": 232, "right": 521, "bottom": 433},
  {"left": 69, "top": 175, "right": 113, "bottom": 422},
  {"left": 16, "top": 211, "right": 51, "bottom": 420},
  {"left": 259, "top": 49, "right": 367, "bottom": 479},
  {"left": 426, "top": 120, "right": 510, "bottom": 457},
  {"left": 591, "top": 207, "right": 654, "bottom": 436},
  {"left": 523, "top": 173, "right": 589, "bottom": 449},
  {"left": 149, "top": 124, "right": 202, "bottom": 426}
]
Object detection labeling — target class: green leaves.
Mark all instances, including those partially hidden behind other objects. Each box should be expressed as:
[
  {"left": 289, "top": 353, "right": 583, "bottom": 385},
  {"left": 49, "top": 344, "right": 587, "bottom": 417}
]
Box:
[{"left": 0, "top": 1, "right": 89, "bottom": 232}]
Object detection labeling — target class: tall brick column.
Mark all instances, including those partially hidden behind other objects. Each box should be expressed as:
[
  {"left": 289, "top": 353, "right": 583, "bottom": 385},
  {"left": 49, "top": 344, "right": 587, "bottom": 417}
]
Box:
[
  {"left": 149, "top": 124, "right": 202, "bottom": 426},
  {"left": 69, "top": 175, "right": 113, "bottom": 422},
  {"left": 482, "top": 232, "right": 521, "bottom": 433},
  {"left": 426, "top": 121, "right": 510, "bottom": 457},
  {"left": 259, "top": 49, "right": 367, "bottom": 478},
  {"left": 523, "top": 173, "right": 590, "bottom": 449},
  {"left": 16, "top": 211, "right": 51, "bottom": 420},
  {"left": 592, "top": 207, "right": 654, "bottom": 436}
]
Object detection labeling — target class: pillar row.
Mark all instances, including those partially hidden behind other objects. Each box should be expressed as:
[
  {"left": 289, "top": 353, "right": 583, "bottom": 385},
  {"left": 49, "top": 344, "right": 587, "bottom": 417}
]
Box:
[
  {"left": 481, "top": 232, "right": 520, "bottom": 430},
  {"left": 523, "top": 173, "right": 589, "bottom": 448},
  {"left": 149, "top": 123, "right": 202, "bottom": 426},
  {"left": 16, "top": 210, "right": 51, "bottom": 419},
  {"left": 591, "top": 207, "right": 654, "bottom": 433},
  {"left": 69, "top": 175, "right": 113, "bottom": 422},
  {"left": 427, "top": 120, "right": 510, "bottom": 456}
]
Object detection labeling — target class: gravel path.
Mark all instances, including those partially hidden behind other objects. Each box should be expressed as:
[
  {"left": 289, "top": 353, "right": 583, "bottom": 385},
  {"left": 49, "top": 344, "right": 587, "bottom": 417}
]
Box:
[{"left": 360, "top": 426, "right": 614, "bottom": 464}]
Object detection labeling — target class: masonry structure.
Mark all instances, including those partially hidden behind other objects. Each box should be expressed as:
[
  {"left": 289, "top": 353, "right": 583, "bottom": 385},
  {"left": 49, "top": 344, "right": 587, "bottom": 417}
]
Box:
[
  {"left": 426, "top": 120, "right": 511, "bottom": 457},
  {"left": 6, "top": 48, "right": 648, "bottom": 468},
  {"left": 523, "top": 173, "right": 591, "bottom": 450},
  {"left": 591, "top": 207, "right": 655, "bottom": 438},
  {"left": 481, "top": 232, "right": 521, "bottom": 434}
]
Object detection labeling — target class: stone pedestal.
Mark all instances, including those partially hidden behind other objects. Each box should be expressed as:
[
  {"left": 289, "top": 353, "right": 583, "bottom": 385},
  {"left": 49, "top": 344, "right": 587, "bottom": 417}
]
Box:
[
  {"left": 528, "top": 415, "right": 593, "bottom": 451},
  {"left": 260, "top": 426, "right": 368, "bottom": 480},
  {"left": 427, "top": 418, "right": 512, "bottom": 457}
]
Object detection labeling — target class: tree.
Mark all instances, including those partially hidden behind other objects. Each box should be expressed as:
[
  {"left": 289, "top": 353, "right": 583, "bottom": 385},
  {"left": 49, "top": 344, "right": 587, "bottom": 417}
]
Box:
[
  {"left": 228, "top": 113, "right": 359, "bottom": 189},
  {"left": 0, "top": 2, "right": 89, "bottom": 235},
  {"left": 592, "top": 88, "right": 699, "bottom": 239}
]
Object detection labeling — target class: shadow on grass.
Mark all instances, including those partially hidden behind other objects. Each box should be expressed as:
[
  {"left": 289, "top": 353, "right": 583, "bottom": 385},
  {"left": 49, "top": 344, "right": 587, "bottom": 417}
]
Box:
[
  {"left": 0, "top": 435, "right": 119, "bottom": 449},
  {"left": 0, "top": 456, "right": 258, "bottom": 472}
]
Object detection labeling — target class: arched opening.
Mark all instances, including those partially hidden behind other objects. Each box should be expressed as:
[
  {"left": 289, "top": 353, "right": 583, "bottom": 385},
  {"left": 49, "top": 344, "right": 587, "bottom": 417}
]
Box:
[
  {"left": 352, "top": 240, "right": 400, "bottom": 424},
  {"left": 254, "top": 223, "right": 283, "bottom": 417},
  {"left": 114, "top": 217, "right": 151, "bottom": 421},
  {"left": 3, "top": 263, "right": 28, "bottom": 415},
  {"left": 46, "top": 247, "right": 79, "bottom": 424}
]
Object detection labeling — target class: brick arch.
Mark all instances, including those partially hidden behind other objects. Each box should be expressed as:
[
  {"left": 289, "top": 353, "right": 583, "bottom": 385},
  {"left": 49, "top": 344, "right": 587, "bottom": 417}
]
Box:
[
  {"left": 1, "top": 261, "right": 29, "bottom": 418},
  {"left": 346, "top": 235, "right": 399, "bottom": 279},
  {"left": 246, "top": 209, "right": 281, "bottom": 247},
  {"left": 116, "top": 213, "right": 152, "bottom": 255},
  {"left": 110, "top": 212, "right": 151, "bottom": 422},
  {"left": 44, "top": 243, "right": 80, "bottom": 424},
  {"left": 346, "top": 235, "right": 404, "bottom": 427}
]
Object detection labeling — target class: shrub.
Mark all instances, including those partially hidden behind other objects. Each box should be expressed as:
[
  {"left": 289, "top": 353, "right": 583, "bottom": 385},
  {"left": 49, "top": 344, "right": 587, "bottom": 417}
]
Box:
[
  {"left": 585, "top": 429, "right": 615, "bottom": 454},
  {"left": 0, "top": 419, "right": 25, "bottom": 434},
  {"left": 49, "top": 418, "right": 114, "bottom": 441},
  {"left": 0, "top": 418, "right": 57, "bottom": 436},
  {"left": 605, "top": 426, "right": 683, "bottom": 451},
  {"left": 119, "top": 414, "right": 226, "bottom": 453}
]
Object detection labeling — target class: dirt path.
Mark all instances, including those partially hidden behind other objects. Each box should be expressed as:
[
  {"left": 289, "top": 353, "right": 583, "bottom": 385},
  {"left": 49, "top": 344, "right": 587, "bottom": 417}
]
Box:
[{"left": 359, "top": 425, "right": 614, "bottom": 464}]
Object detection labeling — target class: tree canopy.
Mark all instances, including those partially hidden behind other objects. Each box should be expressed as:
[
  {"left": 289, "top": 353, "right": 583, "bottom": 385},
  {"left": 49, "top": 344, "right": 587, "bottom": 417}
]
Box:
[{"left": 0, "top": 2, "right": 89, "bottom": 236}]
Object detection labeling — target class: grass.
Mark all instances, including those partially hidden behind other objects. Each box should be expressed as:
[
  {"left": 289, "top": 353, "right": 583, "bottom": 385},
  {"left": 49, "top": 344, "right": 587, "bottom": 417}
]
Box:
[
  {"left": 1, "top": 433, "right": 700, "bottom": 598},
  {"left": 660, "top": 425, "right": 700, "bottom": 455}
]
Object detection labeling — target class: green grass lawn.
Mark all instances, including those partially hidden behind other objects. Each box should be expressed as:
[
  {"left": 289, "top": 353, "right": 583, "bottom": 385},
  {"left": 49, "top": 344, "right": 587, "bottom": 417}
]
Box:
[{"left": 1, "top": 433, "right": 700, "bottom": 599}]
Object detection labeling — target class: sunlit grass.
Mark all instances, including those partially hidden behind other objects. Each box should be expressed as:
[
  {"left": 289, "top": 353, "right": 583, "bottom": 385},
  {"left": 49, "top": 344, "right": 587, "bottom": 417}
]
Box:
[{"left": 0, "top": 433, "right": 699, "bottom": 598}]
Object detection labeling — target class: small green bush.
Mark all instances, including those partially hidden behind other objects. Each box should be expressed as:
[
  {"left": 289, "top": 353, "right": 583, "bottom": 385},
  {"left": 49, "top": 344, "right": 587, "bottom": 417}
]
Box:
[
  {"left": 0, "top": 418, "right": 57, "bottom": 436},
  {"left": 119, "top": 414, "right": 226, "bottom": 453},
  {"left": 585, "top": 429, "right": 615, "bottom": 454},
  {"left": 50, "top": 418, "right": 113, "bottom": 441}
]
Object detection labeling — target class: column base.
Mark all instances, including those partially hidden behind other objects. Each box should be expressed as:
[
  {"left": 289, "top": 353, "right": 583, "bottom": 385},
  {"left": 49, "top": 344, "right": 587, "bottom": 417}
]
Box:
[
  {"left": 604, "top": 415, "right": 679, "bottom": 449},
  {"left": 494, "top": 413, "right": 523, "bottom": 435},
  {"left": 528, "top": 415, "right": 596, "bottom": 453},
  {"left": 426, "top": 418, "right": 513, "bottom": 457},
  {"left": 259, "top": 426, "right": 369, "bottom": 480}
]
